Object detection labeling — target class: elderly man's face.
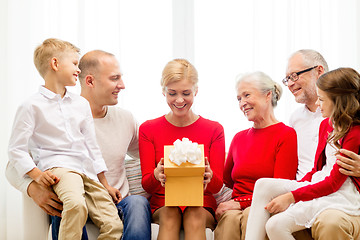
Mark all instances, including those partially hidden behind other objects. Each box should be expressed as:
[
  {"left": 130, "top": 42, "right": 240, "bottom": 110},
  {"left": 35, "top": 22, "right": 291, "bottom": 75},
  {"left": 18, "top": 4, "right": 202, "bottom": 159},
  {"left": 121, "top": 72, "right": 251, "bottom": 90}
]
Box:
[{"left": 285, "top": 54, "right": 318, "bottom": 106}]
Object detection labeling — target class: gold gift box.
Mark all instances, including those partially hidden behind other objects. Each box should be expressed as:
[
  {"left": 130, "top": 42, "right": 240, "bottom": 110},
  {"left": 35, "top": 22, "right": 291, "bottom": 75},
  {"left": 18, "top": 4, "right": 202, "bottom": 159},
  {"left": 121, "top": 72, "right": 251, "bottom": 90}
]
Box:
[{"left": 164, "top": 144, "right": 205, "bottom": 206}]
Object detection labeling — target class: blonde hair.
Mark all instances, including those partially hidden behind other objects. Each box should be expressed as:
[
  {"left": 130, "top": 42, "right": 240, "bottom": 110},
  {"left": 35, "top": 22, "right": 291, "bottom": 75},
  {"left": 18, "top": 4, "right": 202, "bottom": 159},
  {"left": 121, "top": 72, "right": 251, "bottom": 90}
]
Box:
[
  {"left": 33, "top": 38, "right": 80, "bottom": 78},
  {"left": 161, "top": 59, "right": 198, "bottom": 93},
  {"left": 316, "top": 67, "right": 360, "bottom": 149},
  {"left": 236, "top": 71, "right": 282, "bottom": 107}
]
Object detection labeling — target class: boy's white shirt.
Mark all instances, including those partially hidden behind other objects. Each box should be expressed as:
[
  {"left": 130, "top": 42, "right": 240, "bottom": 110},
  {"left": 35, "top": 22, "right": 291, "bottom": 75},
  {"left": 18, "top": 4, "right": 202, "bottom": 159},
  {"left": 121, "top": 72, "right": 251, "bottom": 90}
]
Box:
[
  {"left": 8, "top": 86, "right": 107, "bottom": 182},
  {"left": 6, "top": 104, "right": 139, "bottom": 198}
]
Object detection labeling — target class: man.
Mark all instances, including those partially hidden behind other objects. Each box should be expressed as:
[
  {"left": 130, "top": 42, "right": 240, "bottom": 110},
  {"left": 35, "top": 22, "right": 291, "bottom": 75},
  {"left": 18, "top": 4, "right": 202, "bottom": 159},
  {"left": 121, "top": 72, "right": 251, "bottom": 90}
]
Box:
[
  {"left": 6, "top": 50, "right": 151, "bottom": 240},
  {"left": 284, "top": 49, "right": 360, "bottom": 239}
]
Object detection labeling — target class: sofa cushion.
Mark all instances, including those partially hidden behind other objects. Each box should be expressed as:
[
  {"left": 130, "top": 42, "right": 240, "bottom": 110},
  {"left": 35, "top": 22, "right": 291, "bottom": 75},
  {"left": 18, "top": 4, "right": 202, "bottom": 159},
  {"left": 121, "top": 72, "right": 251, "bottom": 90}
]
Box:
[{"left": 124, "top": 158, "right": 150, "bottom": 198}]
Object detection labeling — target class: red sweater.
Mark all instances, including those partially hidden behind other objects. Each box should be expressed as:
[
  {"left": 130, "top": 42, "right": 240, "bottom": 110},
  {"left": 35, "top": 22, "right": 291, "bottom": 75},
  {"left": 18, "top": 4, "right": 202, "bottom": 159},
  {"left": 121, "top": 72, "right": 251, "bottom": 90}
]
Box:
[
  {"left": 139, "top": 116, "right": 225, "bottom": 213},
  {"left": 292, "top": 119, "right": 360, "bottom": 202},
  {"left": 224, "top": 122, "right": 298, "bottom": 209}
]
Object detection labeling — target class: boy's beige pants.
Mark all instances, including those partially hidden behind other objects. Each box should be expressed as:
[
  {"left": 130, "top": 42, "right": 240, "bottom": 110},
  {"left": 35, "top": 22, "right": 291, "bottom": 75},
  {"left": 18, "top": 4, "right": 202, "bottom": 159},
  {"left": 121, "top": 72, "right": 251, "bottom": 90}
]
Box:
[{"left": 51, "top": 167, "right": 123, "bottom": 240}]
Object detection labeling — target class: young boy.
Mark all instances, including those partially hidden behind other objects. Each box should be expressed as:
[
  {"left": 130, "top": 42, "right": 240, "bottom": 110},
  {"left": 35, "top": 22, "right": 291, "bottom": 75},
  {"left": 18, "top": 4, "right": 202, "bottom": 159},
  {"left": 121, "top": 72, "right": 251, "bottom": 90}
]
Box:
[{"left": 8, "top": 38, "right": 123, "bottom": 240}]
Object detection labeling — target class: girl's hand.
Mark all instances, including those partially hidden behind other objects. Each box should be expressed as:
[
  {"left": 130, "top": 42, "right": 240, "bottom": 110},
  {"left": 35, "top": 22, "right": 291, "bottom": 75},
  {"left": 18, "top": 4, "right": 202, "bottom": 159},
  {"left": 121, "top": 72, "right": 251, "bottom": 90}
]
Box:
[
  {"left": 265, "top": 192, "right": 295, "bottom": 214},
  {"left": 203, "top": 157, "right": 213, "bottom": 190},
  {"left": 154, "top": 158, "right": 166, "bottom": 187}
]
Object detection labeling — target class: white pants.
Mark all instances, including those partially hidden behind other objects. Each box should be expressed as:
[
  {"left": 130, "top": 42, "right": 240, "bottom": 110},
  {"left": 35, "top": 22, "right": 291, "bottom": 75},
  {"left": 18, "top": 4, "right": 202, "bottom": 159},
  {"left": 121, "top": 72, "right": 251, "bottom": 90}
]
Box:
[{"left": 245, "top": 178, "right": 310, "bottom": 240}]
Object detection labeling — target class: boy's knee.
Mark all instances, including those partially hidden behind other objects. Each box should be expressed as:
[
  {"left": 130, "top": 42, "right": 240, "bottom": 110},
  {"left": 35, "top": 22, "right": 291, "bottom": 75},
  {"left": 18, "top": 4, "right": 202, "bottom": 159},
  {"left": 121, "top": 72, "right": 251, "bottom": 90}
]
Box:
[
  {"left": 101, "top": 219, "right": 123, "bottom": 238},
  {"left": 64, "top": 198, "right": 88, "bottom": 217}
]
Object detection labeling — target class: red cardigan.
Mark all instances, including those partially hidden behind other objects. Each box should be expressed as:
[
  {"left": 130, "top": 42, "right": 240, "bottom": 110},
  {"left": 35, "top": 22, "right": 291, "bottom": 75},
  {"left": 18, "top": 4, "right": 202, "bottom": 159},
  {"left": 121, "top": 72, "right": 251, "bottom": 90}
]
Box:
[
  {"left": 292, "top": 118, "right": 360, "bottom": 202},
  {"left": 224, "top": 122, "right": 298, "bottom": 209},
  {"left": 139, "top": 116, "right": 225, "bottom": 213}
]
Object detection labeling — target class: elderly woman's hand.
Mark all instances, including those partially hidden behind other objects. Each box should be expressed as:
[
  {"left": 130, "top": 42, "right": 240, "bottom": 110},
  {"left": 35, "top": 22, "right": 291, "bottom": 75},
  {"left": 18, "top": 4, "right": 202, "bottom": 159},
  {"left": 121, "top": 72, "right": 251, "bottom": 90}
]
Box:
[
  {"left": 215, "top": 200, "right": 241, "bottom": 221},
  {"left": 336, "top": 149, "right": 360, "bottom": 177},
  {"left": 203, "top": 157, "right": 213, "bottom": 190},
  {"left": 154, "top": 158, "right": 166, "bottom": 187}
]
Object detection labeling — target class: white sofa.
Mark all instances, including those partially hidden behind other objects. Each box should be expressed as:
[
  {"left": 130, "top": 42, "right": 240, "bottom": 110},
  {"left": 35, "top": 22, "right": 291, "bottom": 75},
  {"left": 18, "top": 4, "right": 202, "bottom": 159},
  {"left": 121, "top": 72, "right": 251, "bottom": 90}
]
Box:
[{"left": 22, "top": 158, "right": 232, "bottom": 240}]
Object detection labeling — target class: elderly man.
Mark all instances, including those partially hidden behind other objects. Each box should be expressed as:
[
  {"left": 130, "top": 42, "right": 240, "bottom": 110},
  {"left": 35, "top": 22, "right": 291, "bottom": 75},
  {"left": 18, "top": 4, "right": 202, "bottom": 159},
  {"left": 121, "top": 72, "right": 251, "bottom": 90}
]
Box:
[{"left": 284, "top": 49, "right": 360, "bottom": 239}]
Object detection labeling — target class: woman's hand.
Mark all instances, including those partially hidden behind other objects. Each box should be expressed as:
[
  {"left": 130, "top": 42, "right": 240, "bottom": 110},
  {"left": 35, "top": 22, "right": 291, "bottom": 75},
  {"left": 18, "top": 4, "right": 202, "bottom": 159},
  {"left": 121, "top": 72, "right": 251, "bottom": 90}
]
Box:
[
  {"left": 154, "top": 158, "right": 166, "bottom": 187},
  {"left": 265, "top": 192, "right": 295, "bottom": 214},
  {"left": 215, "top": 200, "right": 241, "bottom": 221},
  {"left": 203, "top": 157, "right": 213, "bottom": 190},
  {"left": 336, "top": 149, "right": 360, "bottom": 177}
]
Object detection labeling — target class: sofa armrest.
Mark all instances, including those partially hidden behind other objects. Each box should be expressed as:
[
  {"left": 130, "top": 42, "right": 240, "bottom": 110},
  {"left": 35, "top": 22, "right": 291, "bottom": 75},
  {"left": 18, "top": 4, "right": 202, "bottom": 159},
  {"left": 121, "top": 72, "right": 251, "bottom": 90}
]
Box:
[{"left": 23, "top": 193, "right": 50, "bottom": 240}]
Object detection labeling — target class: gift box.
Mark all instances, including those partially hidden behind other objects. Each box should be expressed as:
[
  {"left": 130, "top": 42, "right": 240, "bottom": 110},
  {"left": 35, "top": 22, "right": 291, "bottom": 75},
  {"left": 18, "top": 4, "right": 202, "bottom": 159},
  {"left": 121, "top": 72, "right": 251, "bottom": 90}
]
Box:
[{"left": 164, "top": 144, "right": 205, "bottom": 206}]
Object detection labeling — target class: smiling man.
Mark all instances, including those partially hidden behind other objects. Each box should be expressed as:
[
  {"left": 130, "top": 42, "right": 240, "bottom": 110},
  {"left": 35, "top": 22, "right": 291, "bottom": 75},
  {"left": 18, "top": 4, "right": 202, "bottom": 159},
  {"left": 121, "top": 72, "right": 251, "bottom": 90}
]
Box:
[
  {"left": 284, "top": 49, "right": 360, "bottom": 240},
  {"left": 285, "top": 50, "right": 327, "bottom": 180},
  {"left": 6, "top": 50, "right": 152, "bottom": 240}
]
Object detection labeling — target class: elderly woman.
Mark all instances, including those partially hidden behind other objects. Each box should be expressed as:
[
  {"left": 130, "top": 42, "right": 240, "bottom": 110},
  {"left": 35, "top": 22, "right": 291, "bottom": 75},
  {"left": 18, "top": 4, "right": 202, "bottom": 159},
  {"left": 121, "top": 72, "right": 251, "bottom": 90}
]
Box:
[
  {"left": 139, "top": 59, "right": 225, "bottom": 240},
  {"left": 214, "top": 72, "right": 298, "bottom": 240}
]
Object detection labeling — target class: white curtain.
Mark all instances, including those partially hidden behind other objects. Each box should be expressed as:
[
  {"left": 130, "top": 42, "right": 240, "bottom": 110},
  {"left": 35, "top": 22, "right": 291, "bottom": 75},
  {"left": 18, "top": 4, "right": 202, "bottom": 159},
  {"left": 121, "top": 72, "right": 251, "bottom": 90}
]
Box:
[{"left": 1, "top": 0, "right": 359, "bottom": 239}]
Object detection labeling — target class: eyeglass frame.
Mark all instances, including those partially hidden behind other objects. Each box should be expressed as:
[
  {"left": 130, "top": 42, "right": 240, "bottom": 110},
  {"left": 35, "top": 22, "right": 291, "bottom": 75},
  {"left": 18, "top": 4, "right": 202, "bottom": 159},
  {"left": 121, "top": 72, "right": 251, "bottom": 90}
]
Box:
[{"left": 282, "top": 65, "right": 318, "bottom": 86}]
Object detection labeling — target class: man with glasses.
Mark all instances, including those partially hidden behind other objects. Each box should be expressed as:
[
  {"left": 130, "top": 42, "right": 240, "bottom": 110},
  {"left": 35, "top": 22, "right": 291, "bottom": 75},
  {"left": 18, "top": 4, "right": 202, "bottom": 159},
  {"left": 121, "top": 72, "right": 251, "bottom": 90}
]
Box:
[{"left": 284, "top": 49, "right": 360, "bottom": 240}]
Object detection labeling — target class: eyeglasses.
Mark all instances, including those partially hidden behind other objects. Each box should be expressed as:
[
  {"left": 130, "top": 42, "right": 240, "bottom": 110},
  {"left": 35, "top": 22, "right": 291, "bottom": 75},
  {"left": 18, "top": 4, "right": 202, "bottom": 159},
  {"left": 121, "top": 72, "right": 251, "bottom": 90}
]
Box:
[{"left": 282, "top": 66, "right": 318, "bottom": 86}]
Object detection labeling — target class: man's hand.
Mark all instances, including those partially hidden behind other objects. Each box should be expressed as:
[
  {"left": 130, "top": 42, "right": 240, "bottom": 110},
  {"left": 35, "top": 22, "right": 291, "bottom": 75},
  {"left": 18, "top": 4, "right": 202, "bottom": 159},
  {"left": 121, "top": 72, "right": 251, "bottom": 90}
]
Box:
[
  {"left": 336, "top": 149, "right": 360, "bottom": 177},
  {"left": 215, "top": 200, "right": 241, "bottom": 221},
  {"left": 265, "top": 192, "right": 295, "bottom": 214},
  {"left": 27, "top": 181, "right": 63, "bottom": 217}
]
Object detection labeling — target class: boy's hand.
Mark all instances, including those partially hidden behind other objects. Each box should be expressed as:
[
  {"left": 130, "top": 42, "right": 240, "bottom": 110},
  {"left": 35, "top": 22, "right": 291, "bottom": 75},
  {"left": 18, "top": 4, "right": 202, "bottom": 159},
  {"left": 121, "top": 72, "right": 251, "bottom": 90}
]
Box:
[
  {"left": 106, "top": 185, "right": 122, "bottom": 204},
  {"left": 97, "top": 171, "right": 122, "bottom": 204},
  {"left": 27, "top": 168, "right": 60, "bottom": 188},
  {"left": 265, "top": 192, "right": 295, "bottom": 214}
]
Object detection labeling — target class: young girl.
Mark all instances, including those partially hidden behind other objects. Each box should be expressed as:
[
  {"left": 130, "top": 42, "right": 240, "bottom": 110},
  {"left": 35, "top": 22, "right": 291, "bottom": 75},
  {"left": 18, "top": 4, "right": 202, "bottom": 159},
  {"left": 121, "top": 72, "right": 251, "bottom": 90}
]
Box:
[{"left": 245, "top": 67, "right": 360, "bottom": 240}]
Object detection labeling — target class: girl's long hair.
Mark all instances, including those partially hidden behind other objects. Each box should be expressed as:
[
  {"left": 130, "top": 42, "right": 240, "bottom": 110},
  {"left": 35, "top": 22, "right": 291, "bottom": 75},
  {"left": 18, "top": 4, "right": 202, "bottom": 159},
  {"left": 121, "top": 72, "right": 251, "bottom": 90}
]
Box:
[{"left": 316, "top": 67, "right": 360, "bottom": 149}]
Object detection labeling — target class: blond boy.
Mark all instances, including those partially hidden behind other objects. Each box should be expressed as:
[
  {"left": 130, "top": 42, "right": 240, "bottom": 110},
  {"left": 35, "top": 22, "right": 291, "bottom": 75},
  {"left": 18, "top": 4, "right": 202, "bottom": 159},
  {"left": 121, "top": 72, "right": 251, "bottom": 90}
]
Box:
[{"left": 8, "top": 38, "right": 122, "bottom": 240}]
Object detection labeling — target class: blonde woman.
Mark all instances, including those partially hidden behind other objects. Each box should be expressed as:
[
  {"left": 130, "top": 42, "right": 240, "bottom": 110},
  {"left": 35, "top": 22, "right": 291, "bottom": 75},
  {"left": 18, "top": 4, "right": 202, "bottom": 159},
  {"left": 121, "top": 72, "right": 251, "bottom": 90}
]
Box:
[{"left": 139, "top": 59, "right": 225, "bottom": 240}]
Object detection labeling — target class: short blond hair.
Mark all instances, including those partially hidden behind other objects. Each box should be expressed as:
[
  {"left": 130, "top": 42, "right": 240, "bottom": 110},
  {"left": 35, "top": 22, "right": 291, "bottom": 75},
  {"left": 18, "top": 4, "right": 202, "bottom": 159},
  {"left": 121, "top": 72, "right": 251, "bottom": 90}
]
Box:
[
  {"left": 161, "top": 59, "right": 198, "bottom": 93},
  {"left": 33, "top": 38, "right": 80, "bottom": 78}
]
